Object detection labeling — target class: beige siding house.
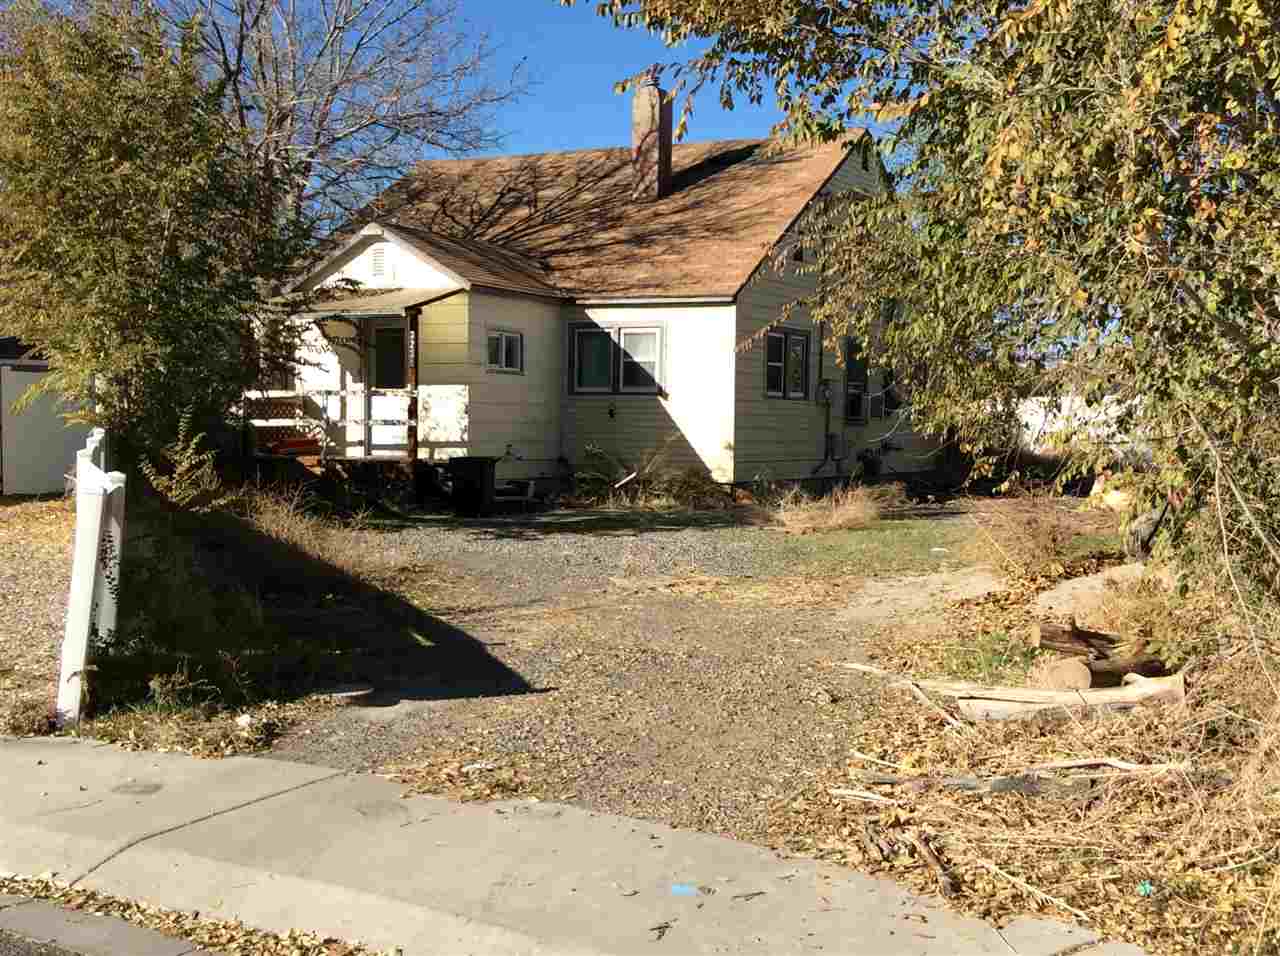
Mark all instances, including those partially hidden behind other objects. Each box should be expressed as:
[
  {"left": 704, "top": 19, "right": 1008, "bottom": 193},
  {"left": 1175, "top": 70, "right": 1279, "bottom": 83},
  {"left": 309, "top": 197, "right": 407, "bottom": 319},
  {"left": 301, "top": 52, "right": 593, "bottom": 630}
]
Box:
[{"left": 265, "top": 79, "right": 937, "bottom": 488}]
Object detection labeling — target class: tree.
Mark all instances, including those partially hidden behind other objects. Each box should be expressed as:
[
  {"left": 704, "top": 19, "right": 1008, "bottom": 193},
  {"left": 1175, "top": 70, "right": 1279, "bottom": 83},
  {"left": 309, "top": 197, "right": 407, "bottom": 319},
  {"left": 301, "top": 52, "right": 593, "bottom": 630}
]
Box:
[
  {"left": 163, "top": 0, "right": 525, "bottom": 232},
  {"left": 0, "top": 0, "right": 305, "bottom": 453},
  {"left": 572, "top": 0, "right": 1280, "bottom": 594}
]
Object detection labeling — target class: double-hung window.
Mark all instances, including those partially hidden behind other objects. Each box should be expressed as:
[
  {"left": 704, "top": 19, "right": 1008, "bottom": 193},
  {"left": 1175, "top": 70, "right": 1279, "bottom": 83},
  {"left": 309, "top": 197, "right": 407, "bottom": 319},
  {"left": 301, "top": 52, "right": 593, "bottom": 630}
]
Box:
[
  {"left": 765, "top": 329, "right": 809, "bottom": 400},
  {"left": 570, "top": 325, "right": 663, "bottom": 394},
  {"left": 487, "top": 330, "right": 524, "bottom": 373}
]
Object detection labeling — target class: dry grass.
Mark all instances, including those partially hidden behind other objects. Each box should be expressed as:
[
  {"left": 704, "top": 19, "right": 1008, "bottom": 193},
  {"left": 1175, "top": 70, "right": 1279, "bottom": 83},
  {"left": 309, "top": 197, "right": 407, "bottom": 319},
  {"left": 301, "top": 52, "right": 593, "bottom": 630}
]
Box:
[
  {"left": 239, "top": 485, "right": 398, "bottom": 578},
  {"left": 772, "top": 483, "right": 906, "bottom": 534}
]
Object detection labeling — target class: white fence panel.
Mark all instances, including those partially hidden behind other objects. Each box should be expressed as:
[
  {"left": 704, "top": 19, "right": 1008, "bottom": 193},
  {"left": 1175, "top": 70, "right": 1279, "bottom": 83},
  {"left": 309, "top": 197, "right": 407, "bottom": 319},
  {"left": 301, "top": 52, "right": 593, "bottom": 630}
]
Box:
[
  {"left": 56, "top": 429, "right": 127, "bottom": 728},
  {"left": 0, "top": 366, "right": 91, "bottom": 495}
]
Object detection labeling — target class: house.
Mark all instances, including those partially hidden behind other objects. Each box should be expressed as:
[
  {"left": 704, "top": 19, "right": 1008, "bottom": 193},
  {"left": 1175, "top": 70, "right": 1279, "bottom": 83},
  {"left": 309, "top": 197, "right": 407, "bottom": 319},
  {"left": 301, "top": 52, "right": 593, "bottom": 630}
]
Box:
[
  {"left": 257, "top": 77, "right": 938, "bottom": 489},
  {"left": 0, "top": 337, "right": 90, "bottom": 495}
]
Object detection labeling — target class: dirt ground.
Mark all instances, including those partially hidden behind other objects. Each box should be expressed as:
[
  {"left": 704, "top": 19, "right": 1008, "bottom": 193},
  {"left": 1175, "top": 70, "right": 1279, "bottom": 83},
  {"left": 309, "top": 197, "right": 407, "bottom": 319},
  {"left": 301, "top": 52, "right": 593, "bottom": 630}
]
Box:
[{"left": 266, "top": 497, "right": 1120, "bottom": 844}]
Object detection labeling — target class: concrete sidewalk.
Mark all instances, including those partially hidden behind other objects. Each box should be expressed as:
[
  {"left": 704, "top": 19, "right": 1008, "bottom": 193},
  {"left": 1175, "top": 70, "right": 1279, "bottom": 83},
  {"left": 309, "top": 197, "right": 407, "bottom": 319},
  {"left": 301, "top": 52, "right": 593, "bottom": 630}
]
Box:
[
  {"left": 0, "top": 893, "right": 215, "bottom": 956},
  {"left": 0, "top": 739, "right": 1140, "bottom": 956}
]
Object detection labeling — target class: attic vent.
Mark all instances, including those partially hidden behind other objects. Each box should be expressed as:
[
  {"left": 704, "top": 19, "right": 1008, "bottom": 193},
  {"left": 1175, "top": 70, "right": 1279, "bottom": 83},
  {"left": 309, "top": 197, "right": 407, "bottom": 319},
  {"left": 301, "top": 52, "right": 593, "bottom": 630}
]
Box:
[{"left": 371, "top": 245, "right": 386, "bottom": 277}]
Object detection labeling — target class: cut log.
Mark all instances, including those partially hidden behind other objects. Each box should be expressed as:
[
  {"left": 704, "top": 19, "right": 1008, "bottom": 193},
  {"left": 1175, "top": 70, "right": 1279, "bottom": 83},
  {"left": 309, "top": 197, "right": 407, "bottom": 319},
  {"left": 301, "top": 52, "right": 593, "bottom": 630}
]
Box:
[
  {"left": 1030, "top": 620, "right": 1126, "bottom": 657},
  {"left": 1028, "top": 657, "right": 1092, "bottom": 691}
]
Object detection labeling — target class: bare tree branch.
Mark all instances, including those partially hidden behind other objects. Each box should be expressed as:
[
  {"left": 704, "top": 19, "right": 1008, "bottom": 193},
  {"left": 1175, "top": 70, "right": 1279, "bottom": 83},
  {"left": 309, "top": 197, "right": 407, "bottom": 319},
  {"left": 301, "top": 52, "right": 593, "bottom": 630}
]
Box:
[{"left": 161, "top": 0, "right": 525, "bottom": 232}]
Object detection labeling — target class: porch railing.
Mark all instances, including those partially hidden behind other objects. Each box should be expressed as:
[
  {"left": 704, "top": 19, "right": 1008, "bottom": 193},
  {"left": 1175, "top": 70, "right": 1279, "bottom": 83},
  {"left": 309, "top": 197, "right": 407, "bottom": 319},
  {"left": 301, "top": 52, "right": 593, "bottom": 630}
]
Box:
[{"left": 244, "top": 387, "right": 415, "bottom": 460}]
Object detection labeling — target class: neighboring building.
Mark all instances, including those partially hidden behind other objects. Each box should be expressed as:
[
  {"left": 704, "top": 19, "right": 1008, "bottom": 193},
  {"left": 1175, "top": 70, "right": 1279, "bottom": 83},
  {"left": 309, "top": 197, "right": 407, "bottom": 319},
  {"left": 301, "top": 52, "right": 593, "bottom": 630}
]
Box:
[
  {"left": 258, "top": 78, "right": 938, "bottom": 486},
  {"left": 0, "top": 338, "right": 89, "bottom": 495}
]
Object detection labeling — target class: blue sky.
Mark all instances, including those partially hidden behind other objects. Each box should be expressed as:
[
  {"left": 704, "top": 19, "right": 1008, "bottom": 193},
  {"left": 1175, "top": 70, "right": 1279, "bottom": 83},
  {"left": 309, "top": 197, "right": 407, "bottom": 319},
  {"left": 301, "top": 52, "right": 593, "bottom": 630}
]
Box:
[{"left": 463, "top": 2, "right": 784, "bottom": 155}]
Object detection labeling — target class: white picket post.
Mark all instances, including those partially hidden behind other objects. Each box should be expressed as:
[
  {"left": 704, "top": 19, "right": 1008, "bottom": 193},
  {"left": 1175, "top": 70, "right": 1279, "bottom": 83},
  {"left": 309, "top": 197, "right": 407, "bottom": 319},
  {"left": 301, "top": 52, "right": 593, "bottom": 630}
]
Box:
[{"left": 56, "top": 434, "right": 127, "bottom": 729}]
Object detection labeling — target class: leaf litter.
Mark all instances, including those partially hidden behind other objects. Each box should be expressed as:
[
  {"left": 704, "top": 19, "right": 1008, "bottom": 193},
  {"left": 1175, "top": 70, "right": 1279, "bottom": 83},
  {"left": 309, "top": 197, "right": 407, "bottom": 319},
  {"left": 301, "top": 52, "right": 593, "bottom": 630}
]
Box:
[{"left": 0, "top": 875, "right": 395, "bottom": 955}]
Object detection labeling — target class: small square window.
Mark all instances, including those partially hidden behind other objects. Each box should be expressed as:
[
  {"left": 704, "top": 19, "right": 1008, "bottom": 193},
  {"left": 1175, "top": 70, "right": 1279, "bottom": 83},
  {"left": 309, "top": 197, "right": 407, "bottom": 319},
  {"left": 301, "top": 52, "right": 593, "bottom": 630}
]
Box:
[{"left": 487, "top": 330, "right": 524, "bottom": 372}]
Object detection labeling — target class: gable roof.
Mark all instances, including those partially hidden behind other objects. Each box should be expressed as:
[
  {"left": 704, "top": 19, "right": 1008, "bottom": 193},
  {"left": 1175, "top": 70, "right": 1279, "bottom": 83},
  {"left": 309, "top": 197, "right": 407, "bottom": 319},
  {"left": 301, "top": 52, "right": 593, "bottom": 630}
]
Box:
[
  {"left": 364, "top": 135, "right": 869, "bottom": 300},
  {"left": 387, "top": 225, "right": 561, "bottom": 298}
]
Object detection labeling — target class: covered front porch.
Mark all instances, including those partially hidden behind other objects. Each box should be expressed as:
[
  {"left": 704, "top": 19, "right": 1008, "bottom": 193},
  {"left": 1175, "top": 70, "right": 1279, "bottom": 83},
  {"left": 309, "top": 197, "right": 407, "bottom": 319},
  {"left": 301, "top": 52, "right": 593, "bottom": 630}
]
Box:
[{"left": 247, "top": 289, "right": 437, "bottom": 462}]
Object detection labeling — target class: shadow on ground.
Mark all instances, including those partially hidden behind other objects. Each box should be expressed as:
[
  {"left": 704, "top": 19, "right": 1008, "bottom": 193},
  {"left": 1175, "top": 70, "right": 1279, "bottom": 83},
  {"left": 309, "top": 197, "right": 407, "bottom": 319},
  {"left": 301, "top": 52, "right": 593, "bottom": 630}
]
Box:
[{"left": 92, "top": 502, "right": 538, "bottom": 715}]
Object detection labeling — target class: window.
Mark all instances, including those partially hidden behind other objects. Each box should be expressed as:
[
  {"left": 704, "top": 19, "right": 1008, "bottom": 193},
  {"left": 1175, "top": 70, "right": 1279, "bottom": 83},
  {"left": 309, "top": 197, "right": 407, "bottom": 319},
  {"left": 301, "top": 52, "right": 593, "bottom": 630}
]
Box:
[
  {"left": 765, "top": 329, "right": 809, "bottom": 399},
  {"left": 372, "top": 326, "right": 406, "bottom": 389},
  {"left": 570, "top": 324, "right": 664, "bottom": 394},
  {"left": 487, "top": 330, "right": 524, "bottom": 372},
  {"left": 370, "top": 245, "right": 386, "bottom": 277},
  {"left": 574, "top": 328, "right": 613, "bottom": 392},
  {"left": 844, "top": 337, "right": 869, "bottom": 423},
  {"left": 619, "top": 328, "right": 660, "bottom": 392}
]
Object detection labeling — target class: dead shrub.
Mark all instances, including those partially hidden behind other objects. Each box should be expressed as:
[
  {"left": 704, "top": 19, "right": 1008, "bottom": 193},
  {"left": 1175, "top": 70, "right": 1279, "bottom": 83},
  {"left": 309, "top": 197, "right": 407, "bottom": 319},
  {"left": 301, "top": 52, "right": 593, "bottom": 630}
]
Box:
[
  {"left": 961, "top": 493, "right": 1119, "bottom": 581},
  {"left": 571, "top": 443, "right": 733, "bottom": 511},
  {"left": 772, "top": 483, "right": 905, "bottom": 534}
]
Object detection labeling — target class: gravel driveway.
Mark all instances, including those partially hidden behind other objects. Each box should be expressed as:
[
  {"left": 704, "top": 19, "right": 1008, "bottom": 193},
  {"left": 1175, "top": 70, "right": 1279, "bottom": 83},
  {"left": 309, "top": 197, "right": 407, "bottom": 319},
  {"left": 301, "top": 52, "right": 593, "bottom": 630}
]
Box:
[
  {"left": 0, "top": 499, "right": 73, "bottom": 733},
  {"left": 270, "top": 508, "right": 969, "bottom": 841}
]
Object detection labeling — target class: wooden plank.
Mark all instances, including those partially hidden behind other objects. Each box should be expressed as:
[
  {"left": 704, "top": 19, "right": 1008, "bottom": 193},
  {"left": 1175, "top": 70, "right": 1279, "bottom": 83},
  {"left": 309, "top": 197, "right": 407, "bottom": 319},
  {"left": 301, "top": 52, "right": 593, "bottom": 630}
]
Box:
[{"left": 839, "top": 662, "right": 1182, "bottom": 704}]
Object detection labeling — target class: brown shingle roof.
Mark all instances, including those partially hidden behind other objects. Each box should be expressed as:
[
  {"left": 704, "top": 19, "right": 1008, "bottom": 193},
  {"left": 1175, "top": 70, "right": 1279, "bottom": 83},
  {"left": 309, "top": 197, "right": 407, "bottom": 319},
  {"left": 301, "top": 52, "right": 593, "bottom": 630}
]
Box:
[{"left": 369, "top": 136, "right": 867, "bottom": 299}]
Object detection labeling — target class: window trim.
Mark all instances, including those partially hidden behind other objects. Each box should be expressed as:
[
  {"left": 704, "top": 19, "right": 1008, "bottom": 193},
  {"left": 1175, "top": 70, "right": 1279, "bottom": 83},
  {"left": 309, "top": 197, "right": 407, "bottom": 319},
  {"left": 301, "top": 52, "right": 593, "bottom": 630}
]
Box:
[
  {"left": 568, "top": 322, "right": 667, "bottom": 396},
  {"left": 618, "top": 326, "right": 662, "bottom": 394},
  {"left": 765, "top": 329, "right": 810, "bottom": 401},
  {"left": 486, "top": 328, "right": 525, "bottom": 374}
]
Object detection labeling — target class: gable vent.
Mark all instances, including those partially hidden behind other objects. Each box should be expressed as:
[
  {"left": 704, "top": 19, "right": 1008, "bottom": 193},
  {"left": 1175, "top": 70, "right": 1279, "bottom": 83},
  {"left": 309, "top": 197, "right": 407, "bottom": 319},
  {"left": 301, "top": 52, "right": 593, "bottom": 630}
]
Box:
[{"left": 371, "top": 245, "right": 386, "bottom": 277}]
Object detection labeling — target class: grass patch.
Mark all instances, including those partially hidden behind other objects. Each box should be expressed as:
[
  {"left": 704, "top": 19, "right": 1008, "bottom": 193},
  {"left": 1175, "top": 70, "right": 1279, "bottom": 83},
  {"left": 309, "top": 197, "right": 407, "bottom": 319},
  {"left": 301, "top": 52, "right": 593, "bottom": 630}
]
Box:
[
  {"left": 782, "top": 515, "right": 971, "bottom": 577},
  {"left": 938, "top": 629, "right": 1039, "bottom": 684}
]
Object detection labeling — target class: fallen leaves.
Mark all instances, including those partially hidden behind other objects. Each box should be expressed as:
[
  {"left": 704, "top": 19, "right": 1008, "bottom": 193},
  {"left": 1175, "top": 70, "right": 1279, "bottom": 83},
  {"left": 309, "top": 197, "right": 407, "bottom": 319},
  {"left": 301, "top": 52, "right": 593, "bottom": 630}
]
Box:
[{"left": 0, "top": 875, "right": 394, "bottom": 955}]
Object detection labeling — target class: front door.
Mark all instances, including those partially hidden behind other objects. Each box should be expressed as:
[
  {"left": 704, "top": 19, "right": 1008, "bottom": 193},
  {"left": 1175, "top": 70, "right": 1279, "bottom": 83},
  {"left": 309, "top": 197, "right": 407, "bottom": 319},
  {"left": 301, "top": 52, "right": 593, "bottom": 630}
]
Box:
[{"left": 367, "top": 318, "right": 410, "bottom": 457}]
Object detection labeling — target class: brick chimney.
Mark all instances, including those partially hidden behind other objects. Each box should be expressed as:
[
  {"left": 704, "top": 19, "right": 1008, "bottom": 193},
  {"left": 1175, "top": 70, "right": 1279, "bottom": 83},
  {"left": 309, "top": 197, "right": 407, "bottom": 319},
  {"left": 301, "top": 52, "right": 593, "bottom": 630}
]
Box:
[{"left": 631, "top": 68, "right": 672, "bottom": 201}]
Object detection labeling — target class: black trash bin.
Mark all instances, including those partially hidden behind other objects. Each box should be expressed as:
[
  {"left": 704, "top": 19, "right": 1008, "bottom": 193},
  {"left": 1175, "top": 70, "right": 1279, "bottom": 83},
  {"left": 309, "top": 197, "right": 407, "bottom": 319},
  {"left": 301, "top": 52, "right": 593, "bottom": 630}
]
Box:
[{"left": 448, "top": 456, "right": 497, "bottom": 516}]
